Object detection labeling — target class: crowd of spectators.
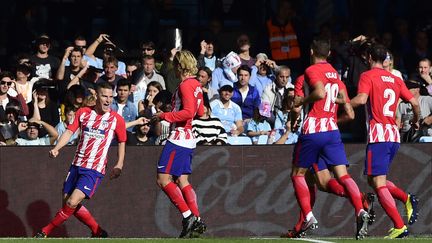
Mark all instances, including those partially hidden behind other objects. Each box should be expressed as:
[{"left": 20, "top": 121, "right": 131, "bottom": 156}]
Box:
[{"left": 1, "top": 0, "right": 432, "bottom": 145}]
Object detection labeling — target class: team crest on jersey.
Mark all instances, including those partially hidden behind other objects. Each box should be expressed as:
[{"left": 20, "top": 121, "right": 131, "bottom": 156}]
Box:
[
  {"left": 100, "top": 120, "right": 109, "bottom": 130},
  {"left": 194, "top": 86, "right": 203, "bottom": 97}
]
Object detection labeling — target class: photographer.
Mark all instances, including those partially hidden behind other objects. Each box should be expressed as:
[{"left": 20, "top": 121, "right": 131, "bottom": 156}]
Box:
[{"left": 249, "top": 53, "right": 278, "bottom": 97}]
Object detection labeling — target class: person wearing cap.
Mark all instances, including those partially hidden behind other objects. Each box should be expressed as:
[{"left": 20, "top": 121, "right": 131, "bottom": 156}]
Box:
[
  {"left": 29, "top": 35, "right": 60, "bottom": 79},
  {"left": 84, "top": 34, "right": 126, "bottom": 77},
  {"left": 396, "top": 79, "right": 432, "bottom": 140},
  {"left": 15, "top": 119, "right": 58, "bottom": 146},
  {"left": 249, "top": 53, "right": 278, "bottom": 97},
  {"left": 210, "top": 84, "right": 244, "bottom": 136},
  {"left": 209, "top": 51, "right": 242, "bottom": 100}
]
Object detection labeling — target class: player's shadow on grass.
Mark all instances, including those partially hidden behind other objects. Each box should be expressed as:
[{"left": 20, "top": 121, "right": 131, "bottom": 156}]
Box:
[
  {"left": 26, "top": 200, "right": 69, "bottom": 237},
  {"left": 0, "top": 189, "right": 27, "bottom": 236}
]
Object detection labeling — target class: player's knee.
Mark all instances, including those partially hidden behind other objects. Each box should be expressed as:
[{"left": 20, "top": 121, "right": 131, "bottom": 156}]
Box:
[{"left": 65, "top": 198, "right": 79, "bottom": 208}]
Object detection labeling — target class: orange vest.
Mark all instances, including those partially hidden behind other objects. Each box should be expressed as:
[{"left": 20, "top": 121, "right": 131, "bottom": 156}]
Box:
[{"left": 267, "top": 19, "right": 301, "bottom": 61}]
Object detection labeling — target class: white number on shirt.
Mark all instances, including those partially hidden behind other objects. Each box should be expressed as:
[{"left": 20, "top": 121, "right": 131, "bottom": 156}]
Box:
[
  {"left": 383, "top": 88, "right": 396, "bottom": 117},
  {"left": 323, "top": 83, "right": 339, "bottom": 112}
]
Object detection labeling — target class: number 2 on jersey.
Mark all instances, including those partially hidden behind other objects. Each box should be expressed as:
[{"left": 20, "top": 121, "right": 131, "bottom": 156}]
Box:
[
  {"left": 383, "top": 88, "right": 396, "bottom": 117},
  {"left": 323, "top": 83, "right": 339, "bottom": 112}
]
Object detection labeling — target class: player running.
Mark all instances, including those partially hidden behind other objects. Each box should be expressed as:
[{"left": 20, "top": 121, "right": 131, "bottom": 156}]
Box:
[
  {"left": 351, "top": 43, "right": 420, "bottom": 239},
  {"left": 35, "top": 82, "right": 127, "bottom": 238}
]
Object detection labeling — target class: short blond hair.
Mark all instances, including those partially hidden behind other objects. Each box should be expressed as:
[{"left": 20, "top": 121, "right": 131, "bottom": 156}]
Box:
[{"left": 173, "top": 50, "right": 198, "bottom": 76}]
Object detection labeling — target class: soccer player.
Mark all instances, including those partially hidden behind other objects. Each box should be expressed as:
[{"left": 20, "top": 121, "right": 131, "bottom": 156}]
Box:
[
  {"left": 282, "top": 74, "right": 375, "bottom": 239},
  {"left": 291, "top": 39, "right": 370, "bottom": 239},
  {"left": 351, "top": 43, "right": 420, "bottom": 239},
  {"left": 153, "top": 50, "right": 206, "bottom": 238},
  {"left": 35, "top": 82, "right": 127, "bottom": 238}
]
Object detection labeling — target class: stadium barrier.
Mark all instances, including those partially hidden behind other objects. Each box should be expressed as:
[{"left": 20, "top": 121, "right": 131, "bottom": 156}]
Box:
[{"left": 0, "top": 144, "right": 430, "bottom": 238}]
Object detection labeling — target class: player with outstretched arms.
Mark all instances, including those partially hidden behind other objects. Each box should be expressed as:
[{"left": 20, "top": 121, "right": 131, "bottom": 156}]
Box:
[{"left": 35, "top": 82, "right": 127, "bottom": 238}]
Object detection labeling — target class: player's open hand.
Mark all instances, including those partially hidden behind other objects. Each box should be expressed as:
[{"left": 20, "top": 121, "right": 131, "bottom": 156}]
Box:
[
  {"left": 49, "top": 149, "right": 59, "bottom": 158},
  {"left": 110, "top": 167, "right": 122, "bottom": 180}
]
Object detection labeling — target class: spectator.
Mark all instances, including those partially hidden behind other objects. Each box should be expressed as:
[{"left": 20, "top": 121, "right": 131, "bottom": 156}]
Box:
[
  {"left": 138, "top": 81, "right": 163, "bottom": 117},
  {"left": 152, "top": 90, "right": 172, "bottom": 145},
  {"left": 383, "top": 51, "right": 403, "bottom": 80},
  {"left": 56, "top": 46, "right": 85, "bottom": 99},
  {"left": 210, "top": 85, "right": 244, "bottom": 136},
  {"left": 135, "top": 55, "right": 166, "bottom": 90},
  {"left": 96, "top": 57, "right": 123, "bottom": 95},
  {"left": 140, "top": 40, "right": 163, "bottom": 71},
  {"left": 209, "top": 51, "right": 242, "bottom": 99},
  {"left": 15, "top": 120, "right": 58, "bottom": 146},
  {"left": 85, "top": 34, "right": 126, "bottom": 76},
  {"left": 55, "top": 106, "right": 79, "bottom": 145},
  {"left": 409, "top": 58, "right": 432, "bottom": 96},
  {"left": 14, "top": 64, "right": 39, "bottom": 104},
  {"left": 126, "top": 59, "right": 141, "bottom": 79},
  {"left": 0, "top": 104, "right": 23, "bottom": 145},
  {"left": 249, "top": 53, "right": 276, "bottom": 97},
  {"left": 273, "top": 88, "right": 301, "bottom": 144},
  {"left": 126, "top": 115, "right": 155, "bottom": 145},
  {"left": 59, "top": 84, "right": 85, "bottom": 122},
  {"left": 262, "top": 65, "right": 293, "bottom": 121},
  {"left": 246, "top": 104, "right": 272, "bottom": 144},
  {"left": 29, "top": 35, "right": 60, "bottom": 79},
  {"left": 29, "top": 80, "right": 60, "bottom": 137},
  {"left": 111, "top": 79, "right": 137, "bottom": 132},
  {"left": 197, "top": 67, "right": 214, "bottom": 99},
  {"left": 0, "top": 71, "right": 29, "bottom": 122},
  {"left": 404, "top": 30, "right": 432, "bottom": 75},
  {"left": 231, "top": 65, "right": 261, "bottom": 122},
  {"left": 192, "top": 94, "right": 227, "bottom": 145},
  {"left": 237, "top": 34, "right": 255, "bottom": 68},
  {"left": 197, "top": 39, "right": 221, "bottom": 71},
  {"left": 397, "top": 80, "right": 432, "bottom": 141}
]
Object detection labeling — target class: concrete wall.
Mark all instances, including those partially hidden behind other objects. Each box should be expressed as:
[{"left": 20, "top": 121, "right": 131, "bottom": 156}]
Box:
[{"left": 0, "top": 144, "right": 430, "bottom": 238}]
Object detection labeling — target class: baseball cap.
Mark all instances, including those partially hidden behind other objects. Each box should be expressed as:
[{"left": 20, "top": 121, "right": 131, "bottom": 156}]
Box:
[
  {"left": 35, "top": 35, "right": 51, "bottom": 45},
  {"left": 219, "top": 84, "right": 234, "bottom": 92},
  {"left": 26, "top": 122, "right": 41, "bottom": 130},
  {"left": 405, "top": 80, "right": 421, "bottom": 90}
]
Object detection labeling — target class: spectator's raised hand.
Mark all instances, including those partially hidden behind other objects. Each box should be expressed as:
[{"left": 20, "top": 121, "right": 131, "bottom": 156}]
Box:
[
  {"left": 97, "top": 34, "right": 110, "bottom": 43},
  {"left": 200, "top": 40, "right": 207, "bottom": 54},
  {"left": 63, "top": 46, "right": 74, "bottom": 61}
]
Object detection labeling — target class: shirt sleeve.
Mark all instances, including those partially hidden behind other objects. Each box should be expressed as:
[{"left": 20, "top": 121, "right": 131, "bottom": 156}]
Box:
[
  {"left": 114, "top": 115, "right": 127, "bottom": 143},
  {"left": 161, "top": 80, "right": 202, "bottom": 122},
  {"left": 294, "top": 75, "right": 305, "bottom": 97},
  {"left": 67, "top": 108, "right": 84, "bottom": 132},
  {"left": 305, "top": 67, "right": 324, "bottom": 87},
  {"left": 357, "top": 73, "right": 372, "bottom": 95}
]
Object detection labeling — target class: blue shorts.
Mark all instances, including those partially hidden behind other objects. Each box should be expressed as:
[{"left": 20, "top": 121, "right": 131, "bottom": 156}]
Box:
[
  {"left": 157, "top": 141, "right": 194, "bottom": 177},
  {"left": 364, "top": 142, "right": 400, "bottom": 176},
  {"left": 293, "top": 130, "right": 348, "bottom": 169},
  {"left": 63, "top": 165, "right": 104, "bottom": 199}
]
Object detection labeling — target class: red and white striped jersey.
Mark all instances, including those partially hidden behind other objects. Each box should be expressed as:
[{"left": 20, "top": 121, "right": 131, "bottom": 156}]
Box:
[
  {"left": 67, "top": 107, "right": 127, "bottom": 174},
  {"left": 358, "top": 67, "right": 413, "bottom": 143},
  {"left": 160, "top": 78, "right": 204, "bottom": 148},
  {"left": 301, "top": 62, "right": 341, "bottom": 134}
]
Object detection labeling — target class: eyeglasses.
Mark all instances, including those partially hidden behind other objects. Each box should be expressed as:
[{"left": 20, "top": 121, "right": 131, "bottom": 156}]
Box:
[
  {"left": 76, "top": 45, "right": 87, "bottom": 48},
  {"left": 142, "top": 48, "right": 154, "bottom": 51},
  {"left": 0, "top": 81, "right": 13, "bottom": 86}
]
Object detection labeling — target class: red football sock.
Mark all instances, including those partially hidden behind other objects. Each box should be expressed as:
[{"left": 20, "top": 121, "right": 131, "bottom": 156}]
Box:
[
  {"left": 386, "top": 180, "right": 408, "bottom": 203},
  {"left": 327, "top": 178, "right": 346, "bottom": 197},
  {"left": 74, "top": 204, "right": 101, "bottom": 235},
  {"left": 181, "top": 184, "right": 200, "bottom": 217},
  {"left": 294, "top": 185, "right": 316, "bottom": 232},
  {"left": 162, "top": 182, "right": 190, "bottom": 214},
  {"left": 376, "top": 186, "right": 405, "bottom": 229},
  {"left": 291, "top": 175, "right": 312, "bottom": 217},
  {"left": 339, "top": 174, "right": 363, "bottom": 215},
  {"left": 42, "top": 204, "right": 75, "bottom": 235}
]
